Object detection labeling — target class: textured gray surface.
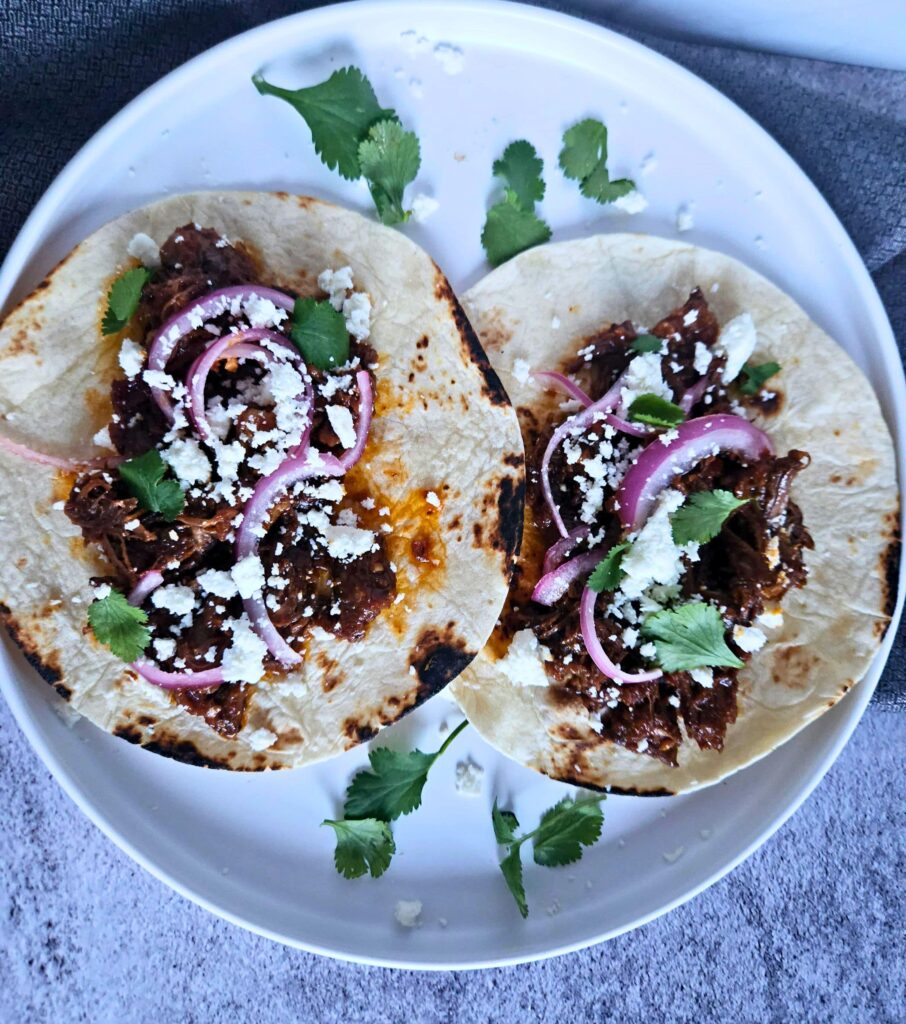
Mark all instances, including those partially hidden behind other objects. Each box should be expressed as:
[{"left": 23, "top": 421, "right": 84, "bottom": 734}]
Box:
[
  {"left": 0, "top": 1, "right": 904, "bottom": 1019},
  {"left": 1, "top": 702, "right": 903, "bottom": 1022}
]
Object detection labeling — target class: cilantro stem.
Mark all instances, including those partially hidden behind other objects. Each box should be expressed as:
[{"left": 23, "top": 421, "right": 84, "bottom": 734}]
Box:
[{"left": 435, "top": 718, "right": 469, "bottom": 760}]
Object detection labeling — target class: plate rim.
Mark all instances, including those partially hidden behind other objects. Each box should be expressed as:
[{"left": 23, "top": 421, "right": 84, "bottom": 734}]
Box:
[{"left": 0, "top": 0, "right": 902, "bottom": 970}]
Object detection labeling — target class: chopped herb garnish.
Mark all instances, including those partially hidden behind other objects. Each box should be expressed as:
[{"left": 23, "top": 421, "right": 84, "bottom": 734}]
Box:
[
  {"left": 627, "top": 393, "right": 685, "bottom": 428},
  {"left": 291, "top": 297, "right": 350, "bottom": 370},
  {"left": 358, "top": 119, "right": 421, "bottom": 225},
  {"left": 630, "top": 333, "right": 663, "bottom": 354},
  {"left": 481, "top": 140, "right": 552, "bottom": 267},
  {"left": 252, "top": 67, "right": 395, "bottom": 180},
  {"left": 102, "top": 267, "right": 150, "bottom": 335},
  {"left": 492, "top": 796, "right": 606, "bottom": 918},
  {"left": 641, "top": 602, "right": 744, "bottom": 672},
  {"left": 671, "top": 490, "right": 751, "bottom": 546},
  {"left": 322, "top": 818, "right": 396, "bottom": 879},
  {"left": 323, "top": 721, "right": 468, "bottom": 878},
  {"left": 118, "top": 450, "right": 184, "bottom": 521},
  {"left": 587, "top": 541, "right": 631, "bottom": 593},
  {"left": 559, "top": 118, "right": 635, "bottom": 205},
  {"left": 739, "top": 361, "right": 781, "bottom": 396},
  {"left": 88, "top": 588, "right": 150, "bottom": 662}
]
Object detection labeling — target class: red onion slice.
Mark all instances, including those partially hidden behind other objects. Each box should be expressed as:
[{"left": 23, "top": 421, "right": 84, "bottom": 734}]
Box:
[
  {"left": 617, "top": 414, "right": 773, "bottom": 531},
  {"left": 127, "top": 570, "right": 164, "bottom": 607},
  {"left": 337, "top": 370, "right": 373, "bottom": 471},
  {"left": 579, "top": 586, "right": 663, "bottom": 684},
  {"left": 531, "top": 549, "right": 605, "bottom": 606},
  {"left": 679, "top": 378, "right": 709, "bottom": 414},
  {"left": 184, "top": 328, "right": 304, "bottom": 446},
  {"left": 132, "top": 659, "right": 224, "bottom": 690},
  {"left": 0, "top": 435, "right": 123, "bottom": 472},
  {"left": 541, "top": 526, "right": 591, "bottom": 575},
  {"left": 148, "top": 285, "right": 296, "bottom": 418},
  {"left": 235, "top": 451, "right": 345, "bottom": 666},
  {"left": 532, "top": 371, "right": 593, "bottom": 407}
]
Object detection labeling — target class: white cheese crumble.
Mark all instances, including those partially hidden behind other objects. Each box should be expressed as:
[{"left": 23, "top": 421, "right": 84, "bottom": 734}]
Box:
[
  {"left": 425, "top": 491, "right": 440, "bottom": 508},
  {"left": 221, "top": 615, "right": 268, "bottom": 684},
  {"left": 690, "top": 667, "right": 714, "bottom": 688},
  {"left": 756, "top": 605, "right": 784, "bottom": 630},
  {"left": 410, "top": 193, "right": 440, "bottom": 222},
  {"left": 318, "top": 266, "right": 354, "bottom": 311},
  {"left": 733, "top": 625, "right": 767, "bottom": 653},
  {"left": 323, "top": 524, "right": 376, "bottom": 562},
  {"left": 765, "top": 535, "right": 780, "bottom": 568},
  {"left": 454, "top": 759, "right": 484, "bottom": 796},
  {"left": 245, "top": 726, "right": 278, "bottom": 752},
  {"left": 497, "top": 629, "right": 552, "bottom": 688},
  {"left": 126, "top": 232, "right": 161, "bottom": 268},
  {"left": 118, "top": 338, "right": 145, "bottom": 378},
  {"left": 612, "top": 190, "right": 648, "bottom": 214},
  {"left": 142, "top": 369, "right": 176, "bottom": 392},
  {"left": 676, "top": 202, "right": 695, "bottom": 232},
  {"left": 152, "top": 638, "right": 176, "bottom": 661},
  {"left": 151, "top": 585, "right": 195, "bottom": 616},
  {"left": 92, "top": 583, "right": 112, "bottom": 600},
  {"left": 231, "top": 554, "right": 266, "bottom": 598},
  {"left": 619, "top": 490, "right": 687, "bottom": 600},
  {"left": 161, "top": 438, "right": 211, "bottom": 488},
  {"left": 394, "top": 899, "right": 422, "bottom": 928},
  {"left": 342, "top": 291, "right": 372, "bottom": 341},
  {"left": 512, "top": 358, "right": 531, "bottom": 384},
  {"left": 197, "top": 569, "right": 239, "bottom": 600},
  {"left": 693, "top": 341, "right": 712, "bottom": 376},
  {"left": 717, "top": 313, "right": 757, "bottom": 383},
  {"left": 620, "top": 352, "right": 673, "bottom": 410},
  {"left": 92, "top": 426, "right": 113, "bottom": 449},
  {"left": 244, "top": 295, "right": 288, "bottom": 330},
  {"left": 326, "top": 405, "right": 357, "bottom": 449}
]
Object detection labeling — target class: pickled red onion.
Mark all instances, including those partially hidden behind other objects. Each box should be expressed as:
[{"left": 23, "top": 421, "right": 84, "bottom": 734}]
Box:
[
  {"left": 532, "top": 371, "right": 592, "bottom": 407},
  {"left": 337, "top": 371, "right": 373, "bottom": 471},
  {"left": 579, "top": 586, "right": 663, "bottom": 684},
  {"left": 541, "top": 526, "right": 591, "bottom": 574},
  {"left": 617, "top": 414, "right": 773, "bottom": 531},
  {"left": 127, "top": 571, "right": 164, "bottom": 607},
  {"left": 132, "top": 659, "right": 224, "bottom": 690},
  {"left": 0, "top": 435, "right": 122, "bottom": 471},
  {"left": 531, "top": 548, "right": 605, "bottom": 606},
  {"left": 147, "top": 284, "right": 296, "bottom": 418},
  {"left": 235, "top": 451, "right": 345, "bottom": 666}
]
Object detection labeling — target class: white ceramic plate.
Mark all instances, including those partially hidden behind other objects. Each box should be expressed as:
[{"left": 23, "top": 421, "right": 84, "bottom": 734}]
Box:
[{"left": 0, "top": 0, "right": 902, "bottom": 969}]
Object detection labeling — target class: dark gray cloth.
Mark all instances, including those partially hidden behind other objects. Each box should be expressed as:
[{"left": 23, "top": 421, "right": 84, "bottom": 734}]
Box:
[{"left": 0, "top": 0, "right": 903, "bottom": 704}]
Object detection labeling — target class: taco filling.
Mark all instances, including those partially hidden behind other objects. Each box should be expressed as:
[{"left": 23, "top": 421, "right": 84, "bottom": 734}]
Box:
[
  {"left": 495, "top": 288, "right": 813, "bottom": 766},
  {"left": 57, "top": 225, "right": 395, "bottom": 737}
]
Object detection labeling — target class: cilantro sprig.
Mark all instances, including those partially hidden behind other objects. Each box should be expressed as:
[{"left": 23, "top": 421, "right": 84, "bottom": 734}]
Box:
[
  {"left": 88, "top": 588, "right": 150, "bottom": 662},
  {"left": 671, "top": 490, "right": 750, "bottom": 545},
  {"left": 291, "top": 297, "right": 350, "bottom": 370},
  {"left": 641, "top": 602, "right": 744, "bottom": 672},
  {"left": 118, "top": 450, "right": 184, "bottom": 521},
  {"left": 492, "top": 796, "right": 606, "bottom": 917},
  {"left": 631, "top": 333, "right": 663, "bottom": 354},
  {"left": 627, "top": 393, "right": 685, "bottom": 428},
  {"left": 481, "top": 140, "right": 552, "bottom": 267},
  {"left": 252, "top": 67, "right": 419, "bottom": 224},
  {"left": 322, "top": 720, "right": 468, "bottom": 879},
  {"left": 559, "top": 118, "right": 635, "bottom": 205},
  {"left": 587, "top": 542, "right": 630, "bottom": 593},
  {"left": 739, "top": 361, "right": 781, "bottom": 396},
  {"left": 102, "top": 267, "right": 150, "bottom": 335}
]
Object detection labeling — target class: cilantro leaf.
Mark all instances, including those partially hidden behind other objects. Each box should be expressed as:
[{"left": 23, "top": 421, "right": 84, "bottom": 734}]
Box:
[
  {"left": 481, "top": 190, "right": 552, "bottom": 267},
  {"left": 499, "top": 846, "right": 528, "bottom": 918},
  {"left": 627, "top": 393, "right": 685, "bottom": 428},
  {"left": 739, "top": 361, "right": 781, "bottom": 396},
  {"left": 118, "top": 450, "right": 184, "bottom": 521},
  {"left": 641, "top": 602, "right": 744, "bottom": 672},
  {"left": 343, "top": 719, "right": 469, "bottom": 822},
  {"left": 492, "top": 140, "right": 545, "bottom": 211},
  {"left": 252, "top": 67, "right": 395, "bottom": 180},
  {"left": 321, "top": 818, "right": 395, "bottom": 879},
  {"left": 559, "top": 118, "right": 636, "bottom": 205},
  {"left": 631, "top": 333, "right": 663, "bottom": 354},
  {"left": 492, "top": 801, "right": 520, "bottom": 845},
  {"left": 587, "top": 541, "right": 631, "bottom": 593},
  {"left": 102, "top": 267, "right": 150, "bottom": 335},
  {"left": 532, "top": 797, "right": 605, "bottom": 867},
  {"left": 559, "top": 118, "right": 607, "bottom": 182},
  {"left": 671, "top": 490, "right": 750, "bottom": 545},
  {"left": 291, "top": 297, "right": 349, "bottom": 370},
  {"left": 88, "top": 589, "right": 150, "bottom": 662},
  {"left": 357, "top": 119, "right": 421, "bottom": 225}
]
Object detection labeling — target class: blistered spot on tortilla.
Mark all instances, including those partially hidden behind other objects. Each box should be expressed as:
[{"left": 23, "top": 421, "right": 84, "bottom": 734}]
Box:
[
  {"left": 416, "top": 335, "right": 429, "bottom": 350},
  {"left": 343, "top": 718, "right": 380, "bottom": 746},
  {"left": 771, "top": 645, "right": 820, "bottom": 688},
  {"left": 0, "top": 601, "right": 63, "bottom": 686},
  {"left": 473, "top": 522, "right": 483, "bottom": 547},
  {"left": 542, "top": 735, "right": 674, "bottom": 796},
  {"left": 114, "top": 723, "right": 239, "bottom": 769},
  {"left": 409, "top": 625, "right": 474, "bottom": 693},
  {"left": 0, "top": 325, "right": 37, "bottom": 358},
  {"left": 433, "top": 268, "right": 510, "bottom": 407},
  {"left": 55, "top": 684, "right": 72, "bottom": 701},
  {"left": 492, "top": 472, "right": 525, "bottom": 571},
  {"left": 879, "top": 500, "right": 901, "bottom": 628},
  {"left": 316, "top": 651, "right": 344, "bottom": 693}
]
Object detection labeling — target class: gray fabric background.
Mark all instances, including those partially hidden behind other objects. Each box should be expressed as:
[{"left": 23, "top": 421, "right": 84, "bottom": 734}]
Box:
[{"left": 0, "top": 2, "right": 903, "bottom": 1020}]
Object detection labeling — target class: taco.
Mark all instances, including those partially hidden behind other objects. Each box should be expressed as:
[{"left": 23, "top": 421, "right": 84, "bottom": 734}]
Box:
[
  {"left": 451, "top": 233, "right": 898, "bottom": 795},
  {"left": 0, "top": 191, "right": 524, "bottom": 770}
]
